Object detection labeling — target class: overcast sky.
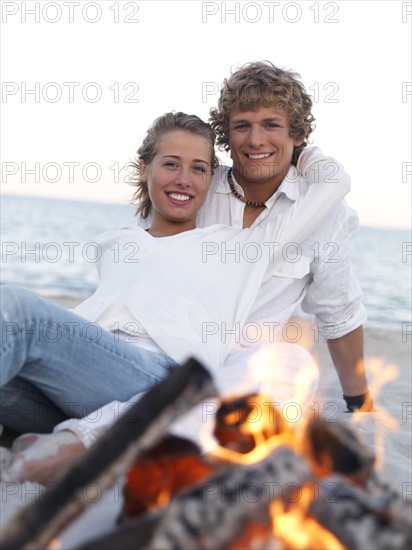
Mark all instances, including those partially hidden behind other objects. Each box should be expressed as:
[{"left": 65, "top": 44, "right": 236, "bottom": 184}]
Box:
[{"left": 1, "top": 0, "right": 411, "bottom": 229}]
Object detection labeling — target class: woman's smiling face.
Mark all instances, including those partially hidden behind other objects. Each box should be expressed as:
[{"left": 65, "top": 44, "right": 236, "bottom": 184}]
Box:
[{"left": 140, "top": 129, "right": 213, "bottom": 235}]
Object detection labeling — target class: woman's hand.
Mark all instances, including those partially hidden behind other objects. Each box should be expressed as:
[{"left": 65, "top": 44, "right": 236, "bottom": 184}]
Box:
[{"left": 0, "top": 430, "right": 86, "bottom": 485}]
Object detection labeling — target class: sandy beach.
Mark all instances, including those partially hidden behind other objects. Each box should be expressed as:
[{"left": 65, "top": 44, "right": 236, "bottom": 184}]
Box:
[{"left": 1, "top": 294, "right": 411, "bottom": 548}]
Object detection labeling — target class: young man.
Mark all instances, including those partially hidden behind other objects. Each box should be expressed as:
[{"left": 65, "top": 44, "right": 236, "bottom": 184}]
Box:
[{"left": 199, "top": 61, "right": 371, "bottom": 412}]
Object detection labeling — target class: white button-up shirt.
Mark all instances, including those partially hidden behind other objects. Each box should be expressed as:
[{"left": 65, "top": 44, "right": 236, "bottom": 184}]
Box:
[
  {"left": 139, "top": 146, "right": 367, "bottom": 341},
  {"left": 73, "top": 159, "right": 352, "bottom": 370}
]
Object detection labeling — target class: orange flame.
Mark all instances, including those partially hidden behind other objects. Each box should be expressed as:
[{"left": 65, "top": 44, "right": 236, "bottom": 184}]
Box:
[
  {"left": 352, "top": 357, "right": 399, "bottom": 470},
  {"left": 271, "top": 486, "right": 346, "bottom": 550},
  {"left": 204, "top": 341, "right": 320, "bottom": 465},
  {"left": 248, "top": 344, "right": 319, "bottom": 415},
  {"left": 201, "top": 343, "right": 400, "bottom": 549}
]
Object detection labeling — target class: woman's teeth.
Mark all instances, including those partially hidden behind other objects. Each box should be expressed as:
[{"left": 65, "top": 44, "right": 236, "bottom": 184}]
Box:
[
  {"left": 169, "top": 193, "right": 191, "bottom": 201},
  {"left": 248, "top": 153, "right": 271, "bottom": 159}
]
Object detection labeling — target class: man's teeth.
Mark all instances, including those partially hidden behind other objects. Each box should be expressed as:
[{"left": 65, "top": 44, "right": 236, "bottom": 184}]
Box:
[
  {"left": 248, "top": 153, "right": 271, "bottom": 159},
  {"left": 169, "top": 193, "right": 191, "bottom": 201}
]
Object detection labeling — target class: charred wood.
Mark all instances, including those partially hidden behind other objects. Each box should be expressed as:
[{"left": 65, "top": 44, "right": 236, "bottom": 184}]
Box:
[
  {"left": 309, "top": 474, "right": 412, "bottom": 550},
  {"left": 79, "top": 445, "right": 312, "bottom": 550}
]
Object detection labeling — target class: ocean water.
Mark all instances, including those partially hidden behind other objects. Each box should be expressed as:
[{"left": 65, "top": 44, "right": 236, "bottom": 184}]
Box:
[
  {"left": 1, "top": 194, "right": 411, "bottom": 331},
  {"left": 0, "top": 194, "right": 135, "bottom": 299}
]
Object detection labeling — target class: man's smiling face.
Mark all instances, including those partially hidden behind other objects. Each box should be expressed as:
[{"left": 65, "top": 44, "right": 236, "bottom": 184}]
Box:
[{"left": 229, "top": 105, "right": 303, "bottom": 191}]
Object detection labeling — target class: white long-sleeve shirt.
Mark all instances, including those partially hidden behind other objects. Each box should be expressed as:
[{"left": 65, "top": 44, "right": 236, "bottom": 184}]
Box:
[
  {"left": 139, "top": 147, "right": 367, "bottom": 340},
  {"left": 72, "top": 165, "right": 350, "bottom": 371}
]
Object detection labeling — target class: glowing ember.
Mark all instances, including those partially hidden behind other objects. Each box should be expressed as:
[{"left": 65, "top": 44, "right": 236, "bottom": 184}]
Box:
[
  {"left": 209, "top": 393, "right": 294, "bottom": 465},
  {"left": 122, "top": 435, "right": 213, "bottom": 518}
]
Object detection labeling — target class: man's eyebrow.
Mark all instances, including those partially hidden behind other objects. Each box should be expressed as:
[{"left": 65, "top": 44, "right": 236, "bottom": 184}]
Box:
[
  {"left": 230, "top": 116, "right": 284, "bottom": 123},
  {"left": 230, "top": 117, "right": 249, "bottom": 124},
  {"left": 161, "top": 154, "right": 209, "bottom": 164},
  {"left": 262, "top": 117, "right": 284, "bottom": 123}
]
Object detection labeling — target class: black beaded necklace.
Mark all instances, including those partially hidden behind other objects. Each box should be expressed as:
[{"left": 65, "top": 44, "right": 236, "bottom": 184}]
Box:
[{"left": 227, "top": 169, "right": 266, "bottom": 208}]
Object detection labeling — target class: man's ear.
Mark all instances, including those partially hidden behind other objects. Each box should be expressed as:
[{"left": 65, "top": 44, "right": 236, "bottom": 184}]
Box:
[{"left": 293, "top": 137, "right": 305, "bottom": 147}]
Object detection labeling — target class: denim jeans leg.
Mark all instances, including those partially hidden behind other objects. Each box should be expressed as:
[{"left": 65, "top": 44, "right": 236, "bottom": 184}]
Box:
[
  {"left": 0, "top": 377, "right": 69, "bottom": 433},
  {"left": 0, "top": 285, "right": 178, "bottom": 417}
]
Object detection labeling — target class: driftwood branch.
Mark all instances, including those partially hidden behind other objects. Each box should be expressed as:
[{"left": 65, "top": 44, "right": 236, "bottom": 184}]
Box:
[{"left": 0, "top": 358, "right": 217, "bottom": 550}]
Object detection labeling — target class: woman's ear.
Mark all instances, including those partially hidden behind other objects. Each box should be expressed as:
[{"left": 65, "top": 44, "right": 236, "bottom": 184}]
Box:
[{"left": 139, "top": 160, "right": 147, "bottom": 182}]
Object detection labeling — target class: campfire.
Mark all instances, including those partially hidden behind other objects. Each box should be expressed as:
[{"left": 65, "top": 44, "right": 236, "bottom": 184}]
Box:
[{"left": 1, "top": 358, "right": 411, "bottom": 550}]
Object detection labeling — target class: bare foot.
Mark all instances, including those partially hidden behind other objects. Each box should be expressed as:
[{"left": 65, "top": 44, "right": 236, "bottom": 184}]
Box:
[
  {"left": 11, "top": 433, "right": 42, "bottom": 452},
  {"left": 1, "top": 431, "right": 86, "bottom": 485}
]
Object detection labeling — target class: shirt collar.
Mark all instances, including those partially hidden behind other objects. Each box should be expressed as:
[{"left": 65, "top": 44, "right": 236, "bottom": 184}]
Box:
[
  {"left": 275, "top": 166, "right": 302, "bottom": 202},
  {"left": 215, "top": 165, "right": 301, "bottom": 203}
]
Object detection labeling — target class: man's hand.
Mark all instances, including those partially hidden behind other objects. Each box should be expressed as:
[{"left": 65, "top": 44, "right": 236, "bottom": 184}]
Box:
[{"left": 0, "top": 431, "right": 86, "bottom": 485}]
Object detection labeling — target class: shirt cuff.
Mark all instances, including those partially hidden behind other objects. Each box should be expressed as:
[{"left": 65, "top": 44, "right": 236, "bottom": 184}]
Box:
[{"left": 317, "top": 304, "right": 367, "bottom": 340}]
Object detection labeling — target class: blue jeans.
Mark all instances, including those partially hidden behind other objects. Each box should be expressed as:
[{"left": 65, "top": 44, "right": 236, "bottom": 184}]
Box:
[
  {"left": 0, "top": 377, "right": 68, "bottom": 433},
  {"left": 0, "top": 285, "right": 178, "bottom": 432}
]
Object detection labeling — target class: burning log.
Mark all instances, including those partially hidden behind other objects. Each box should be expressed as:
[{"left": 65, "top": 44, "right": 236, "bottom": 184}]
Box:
[
  {"left": 78, "top": 447, "right": 412, "bottom": 550},
  {"left": 309, "top": 474, "right": 412, "bottom": 550},
  {"left": 77, "top": 398, "right": 412, "bottom": 550},
  {"left": 303, "top": 418, "right": 376, "bottom": 484},
  {"left": 79, "top": 394, "right": 311, "bottom": 550},
  {"left": 78, "top": 444, "right": 313, "bottom": 549},
  {"left": 120, "top": 434, "right": 214, "bottom": 520},
  {"left": 0, "top": 358, "right": 217, "bottom": 550},
  {"left": 145, "top": 444, "right": 311, "bottom": 550},
  {"left": 213, "top": 393, "right": 286, "bottom": 453},
  {"left": 119, "top": 392, "right": 289, "bottom": 523}
]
